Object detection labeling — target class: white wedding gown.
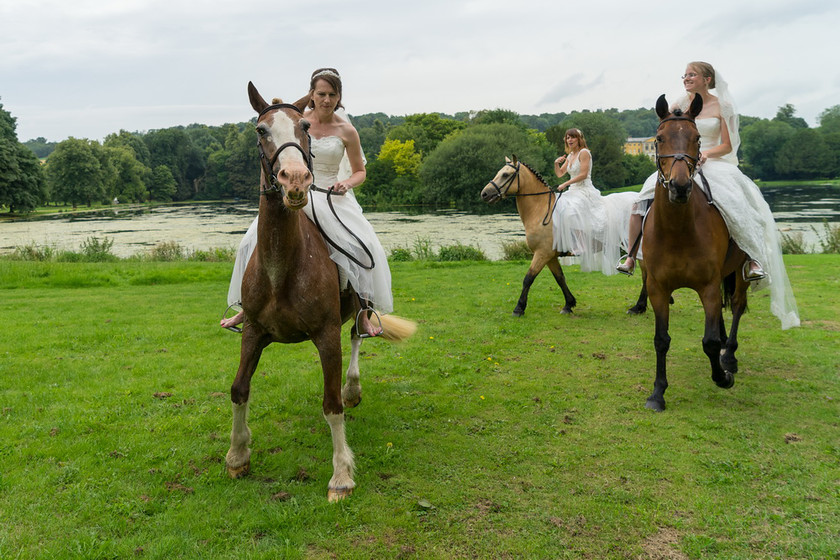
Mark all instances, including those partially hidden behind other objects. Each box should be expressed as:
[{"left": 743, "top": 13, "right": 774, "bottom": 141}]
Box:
[
  {"left": 226, "top": 135, "right": 393, "bottom": 314},
  {"left": 634, "top": 117, "right": 800, "bottom": 330},
  {"left": 552, "top": 148, "right": 635, "bottom": 275}
]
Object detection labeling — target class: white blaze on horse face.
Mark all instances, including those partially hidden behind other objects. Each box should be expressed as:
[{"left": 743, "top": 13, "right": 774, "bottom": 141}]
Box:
[{"left": 265, "top": 111, "right": 307, "bottom": 171}]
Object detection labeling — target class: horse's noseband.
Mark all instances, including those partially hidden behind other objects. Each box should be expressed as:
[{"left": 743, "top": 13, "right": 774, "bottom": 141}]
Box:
[
  {"left": 655, "top": 115, "right": 700, "bottom": 190},
  {"left": 256, "top": 103, "right": 314, "bottom": 194}
]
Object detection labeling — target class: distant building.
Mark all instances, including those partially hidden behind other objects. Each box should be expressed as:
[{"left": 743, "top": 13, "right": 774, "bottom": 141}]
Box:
[{"left": 624, "top": 137, "right": 656, "bottom": 160}]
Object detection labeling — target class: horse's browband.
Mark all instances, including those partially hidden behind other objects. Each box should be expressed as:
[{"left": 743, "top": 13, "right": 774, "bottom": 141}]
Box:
[{"left": 259, "top": 103, "right": 303, "bottom": 118}]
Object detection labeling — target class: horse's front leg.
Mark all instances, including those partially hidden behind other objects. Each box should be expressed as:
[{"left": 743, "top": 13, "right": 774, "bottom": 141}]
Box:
[
  {"left": 314, "top": 328, "right": 355, "bottom": 502},
  {"left": 512, "top": 257, "right": 542, "bottom": 317},
  {"left": 342, "top": 335, "right": 363, "bottom": 408},
  {"left": 699, "top": 286, "right": 734, "bottom": 389},
  {"left": 546, "top": 256, "right": 577, "bottom": 314},
  {"left": 646, "top": 287, "right": 671, "bottom": 412},
  {"left": 225, "top": 330, "right": 268, "bottom": 478}
]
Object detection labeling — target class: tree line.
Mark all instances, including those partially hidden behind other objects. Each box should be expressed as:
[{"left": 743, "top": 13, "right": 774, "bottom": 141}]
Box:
[{"left": 2, "top": 98, "right": 838, "bottom": 214}]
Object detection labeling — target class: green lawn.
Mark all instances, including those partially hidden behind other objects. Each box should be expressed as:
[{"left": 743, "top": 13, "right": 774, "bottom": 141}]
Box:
[{"left": 0, "top": 257, "right": 837, "bottom": 559}]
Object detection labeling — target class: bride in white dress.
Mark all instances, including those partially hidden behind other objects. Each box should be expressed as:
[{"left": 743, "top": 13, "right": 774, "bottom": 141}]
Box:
[
  {"left": 552, "top": 128, "right": 633, "bottom": 275},
  {"left": 617, "top": 61, "right": 799, "bottom": 330},
  {"left": 221, "top": 68, "right": 392, "bottom": 336}
]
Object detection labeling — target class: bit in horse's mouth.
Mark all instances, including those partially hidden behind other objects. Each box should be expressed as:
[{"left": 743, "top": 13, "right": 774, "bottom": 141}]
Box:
[{"left": 285, "top": 196, "right": 308, "bottom": 210}]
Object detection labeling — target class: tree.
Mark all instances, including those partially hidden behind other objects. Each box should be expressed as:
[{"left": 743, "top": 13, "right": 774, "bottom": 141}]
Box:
[
  {"left": 0, "top": 101, "right": 48, "bottom": 212},
  {"left": 105, "top": 146, "right": 148, "bottom": 202},
  {"left": 774, "top": 129, "right": 832, "bottom": 180},
  {"left": 45, "top": 138, "right": 105, "bottom": 208},
  {"left": 143, "top": 128, "right": 205, "bottom": 200},
  {"left": 740, "top": 119, "right": 794, "bottom": 180},
  {"left": 148, "top": 165, "right": 177, "bottom": 202},
  {"left": 377, "top": 139, "right": 421, "bottom": 176},
  {"left": 418, "top": 123, "right": 552, "bottom": 208},
  {"left": 622, "top": 153, "right": 656, "bottom": 187},
  {"left": 773, "top": 104, "right": 808, "bottom": 129},
  {"left": 387, "top": 113, "right": 466, "bottom": 157},
  {"left": 818, "top": 105, "right": 840, "bottom": 135},
  {"left": 104, "top": 130, "right": 152, "bottom": 166}
]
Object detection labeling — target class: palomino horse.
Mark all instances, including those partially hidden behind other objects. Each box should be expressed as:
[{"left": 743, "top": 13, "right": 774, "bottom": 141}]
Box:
[
  {"left": 481, "top": 156, "right": 576, "bottom": 316},
  {"left": 642, "top": 94, "right": 749, "bottom": 411},
  {"left": 480, "top": 156, "right": 643, "bottom": 316},
  {"left": 225, "top": 82, "right": 413, "bottom": 501}
]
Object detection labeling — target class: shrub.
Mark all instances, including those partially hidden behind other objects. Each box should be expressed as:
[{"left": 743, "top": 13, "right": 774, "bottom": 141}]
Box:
[
  {"left": 80, "top": 236, "right": 118, "bottom": 262},
  {"left": 814, "top": 220, "right": 840, "bottom": 254},
  {"left": 147, "top": 241, "right": 184, "bottom": 261},
  {"left": 389, "top": 247, "right": 413, "bottom": 262},
  {"left": 411, "top": 237, "right": 436, "bottom": 261},
  {"left": 438, "top": 243, "right": 487, "bottom": 261},
  {"left": 189, "top": 247, "right": 236, "bottom": 262},
  {"left": 501, "top": 240, "right": 532, "bottom": 260},
  {"left": 780, "top": 232, "right": 810, "bottom": 255},
  {"left": 12, "top": 243, "right": 55, "bottom": 261}
]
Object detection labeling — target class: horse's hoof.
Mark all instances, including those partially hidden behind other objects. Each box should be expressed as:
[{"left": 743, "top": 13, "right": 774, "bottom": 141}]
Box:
[
  {"left": 327, "top": 486, "right": 353, "bottom": 503},
  {"left": 512, "top": 309, "right": 524, "bottom": 317},
  {"left": 343, "top": 395, "right": 362, "bottom": 409},
  {"left": 226, "top": 461, "right": 250, "bottom": 479},
  {"left": 560, "top": 307, "right": 573, "bottom": 315},
  {"left": 645, "top": 397, "right": 665, "bottom": 412},
  {"left": 716, "top": 371, "right": 735, "bottom": 389},
  {"left": 626, "top": 305, "right": 646, "bottom": 315}
]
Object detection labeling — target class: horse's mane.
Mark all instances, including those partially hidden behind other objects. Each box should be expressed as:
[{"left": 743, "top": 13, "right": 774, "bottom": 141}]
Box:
[{"left": 519, "top": 160, "right": 550, "bottom": 188}]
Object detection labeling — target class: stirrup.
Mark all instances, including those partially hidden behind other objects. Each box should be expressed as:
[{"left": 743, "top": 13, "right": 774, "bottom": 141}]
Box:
[
  {"left": 616, "top": 256, "right": 635, "bottom": 277},
  {"left": 356, "top": 306, "right": 383, "bottom": 338},
  {"left": 221, "top": 303, "right": 243, "bottom": 334},
  {"left": 742, "top": 260, "right": 766, "bottom": 282}
]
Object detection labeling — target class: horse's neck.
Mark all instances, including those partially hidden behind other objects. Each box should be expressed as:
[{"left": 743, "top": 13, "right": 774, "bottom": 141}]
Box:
[
  {"left": 652, "top": 189, "right": 699, "bottom": 235},
  {"left": 256, "top": 195, "right": 306, "bottom": 274},
  {"left": 514, "top": 173, "right": 551, "bottom": 230}
]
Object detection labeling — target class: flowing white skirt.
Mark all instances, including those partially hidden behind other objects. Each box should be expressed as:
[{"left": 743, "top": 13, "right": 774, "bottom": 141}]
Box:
[
  {"left": 552, "top": 185, "right": 635, "bottom": 276},
  {"left": 634, "top": 161, "right": 800, "bottom": 329}
]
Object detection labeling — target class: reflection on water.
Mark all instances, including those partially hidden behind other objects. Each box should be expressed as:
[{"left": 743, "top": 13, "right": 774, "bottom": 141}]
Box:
[{"left": 0, "top": 185, "right": 837, "bottom": 258}]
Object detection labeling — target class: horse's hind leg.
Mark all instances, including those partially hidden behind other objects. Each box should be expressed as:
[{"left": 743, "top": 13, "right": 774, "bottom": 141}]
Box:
[
  {"left": 627, "top": 266, "right": 648, "bottom": 315},
  {"left": 342, "top": 335, "right": 363, "bottom": 408},
  {"left": 721, "top": 276, "right": 749, "bottom": 375},
  {"left": 699, "top": 287, "right": 734, "bottom": 389},
  {"left": 547, "top": 257, "right": 577, "bottom": 314},
  {"left": 226, "top": 332, "right": 267, "bottom": 478}
]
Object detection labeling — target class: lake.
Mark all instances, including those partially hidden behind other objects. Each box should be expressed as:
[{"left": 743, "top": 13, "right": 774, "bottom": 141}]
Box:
[{"left": 1, "top": 185, "right": 838, "bottom": 260}]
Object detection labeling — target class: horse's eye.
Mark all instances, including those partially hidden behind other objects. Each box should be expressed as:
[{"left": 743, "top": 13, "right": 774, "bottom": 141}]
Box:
[
  {"left": 300, "top": 119, "right": 311, "bottom": 133},
  {"left": 656, "top": 135, "right": 663, "bottom": 143}
]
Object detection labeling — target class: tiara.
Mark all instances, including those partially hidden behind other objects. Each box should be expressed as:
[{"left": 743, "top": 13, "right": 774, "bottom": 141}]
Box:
[{"left": 313, "top": 69, "right": 340, "bottom": 80}]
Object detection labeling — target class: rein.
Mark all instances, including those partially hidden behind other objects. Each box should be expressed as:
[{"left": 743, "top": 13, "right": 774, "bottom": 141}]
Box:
[
  {"left": 309, "top": 185, "right": 375, "bottom": 270},
  {"left": 655, "top": 115, "right": 701, "bottom": 190},
  {"left": 489, "top": 161, "right": 560, "bottom": 226}
]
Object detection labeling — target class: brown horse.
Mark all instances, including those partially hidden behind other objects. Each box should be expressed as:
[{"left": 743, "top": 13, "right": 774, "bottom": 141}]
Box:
[
  {"left": 642, "top": 94, "right": 750, "bottom": 411},
  {"left": 480, "top": 156, "right": 577, "bottom": 316},
  {"left": 224, "top": 82, "right": 414, "bottom": 501}
]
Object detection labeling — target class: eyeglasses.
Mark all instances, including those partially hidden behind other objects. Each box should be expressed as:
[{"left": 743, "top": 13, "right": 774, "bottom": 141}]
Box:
[{"left": 681, "top": 72, "right": 698, "bottom": 79}]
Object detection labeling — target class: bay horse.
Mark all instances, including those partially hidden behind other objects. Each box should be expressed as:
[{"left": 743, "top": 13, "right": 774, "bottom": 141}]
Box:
[
  {"left": 480, "top": 156, "right": 643, "bottom": 316},
  {"left": 224, "top": 82, "right": 413, "bottom": 501},
  {"left": 642, "top": 94, "right": 750, "bottom": 411}
]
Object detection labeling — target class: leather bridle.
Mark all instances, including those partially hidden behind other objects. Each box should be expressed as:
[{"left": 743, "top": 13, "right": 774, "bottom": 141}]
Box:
[
  {"left": 256, "top": 103, "right": 313, "bottom": 194},
  {"left": 486, "top": 160, "right": 559, "bottom": 226},
  {"left": 655, "top": 115, "right": 701, "bottom": 191}
]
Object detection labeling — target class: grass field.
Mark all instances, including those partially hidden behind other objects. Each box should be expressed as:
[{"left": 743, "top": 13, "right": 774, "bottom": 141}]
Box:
[{"left": 0, "top": 256, "right": 838, "bottom": 559}]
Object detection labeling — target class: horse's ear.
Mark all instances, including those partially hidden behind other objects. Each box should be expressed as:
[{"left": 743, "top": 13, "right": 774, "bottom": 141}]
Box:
[
  {"left": 505, "top": 156, "right": 512, "bottom": 164},
  {"left": 688, "top": 93, "right": 703, "bottom": 118},
  {"left": 293, "top": 93, "right": 312, "bottom": 113},
  {"left": 248, "top": 81, "right": 269, "bottom": 115},
  {"left": 655, "top": 94, "right": 669, "bottom": 119},
  {"left": 511, "top": 154, "right": 519, "bottom": 165}
]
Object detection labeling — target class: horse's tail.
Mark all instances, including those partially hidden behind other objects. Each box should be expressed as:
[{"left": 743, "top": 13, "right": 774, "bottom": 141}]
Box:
[
  {"left": 722, "top": 271, "right": 736, "bottom": 310},
  {"left": 379, "top": 314, "right": 417, "bottom": 342}
]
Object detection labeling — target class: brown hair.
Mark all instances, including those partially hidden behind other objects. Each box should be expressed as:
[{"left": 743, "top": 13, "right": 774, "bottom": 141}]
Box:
[
  {"left": 688, "top": 61, "right": 716, "bottom": 89},
  {"left": 564, "top": 128, "right": 588, "bottom": 153},
  {"left": 309, "top": 68, "right": 344, "bottom": 110}
]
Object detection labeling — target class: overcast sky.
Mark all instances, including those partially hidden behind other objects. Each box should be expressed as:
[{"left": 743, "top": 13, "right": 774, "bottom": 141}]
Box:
[{"left": 2, "top": 0, "right": 838, "bottom": 142}]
